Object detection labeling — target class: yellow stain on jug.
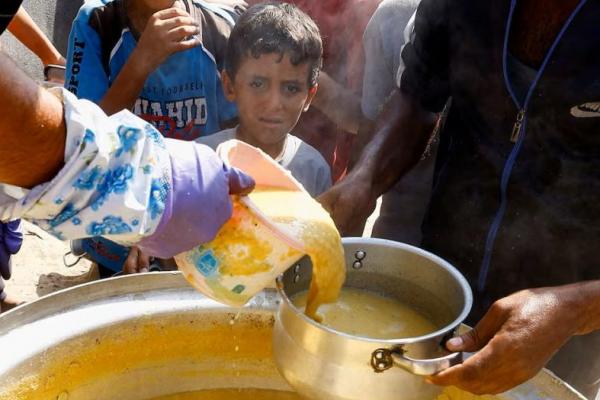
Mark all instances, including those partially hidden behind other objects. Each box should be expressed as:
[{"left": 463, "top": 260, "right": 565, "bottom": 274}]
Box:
[{"left": 210, "top": 200, "right": 275, "bottom": 276}]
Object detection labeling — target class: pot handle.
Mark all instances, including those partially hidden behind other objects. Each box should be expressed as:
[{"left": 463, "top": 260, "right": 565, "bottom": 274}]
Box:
[{"left": 371, "top": 347, "right": 462, "bottom": 376}]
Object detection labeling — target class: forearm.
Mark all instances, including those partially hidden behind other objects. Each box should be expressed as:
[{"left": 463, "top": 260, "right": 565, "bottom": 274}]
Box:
[
  {"left": 99, "top": 49, "right": 152, "bottom": 115},
  {"left": 566, "top": 280, "right": 600, "bottom": 335},
  {"left": 0, "top": 84, "right": 173, "bottom": 246},
  {"left": 347, "top": 118, "right": 375, "bottom": 170},
  {"left": 353, "top": 88, "right": 437, "bottom": 196},
  {"left": 312, "top": 72, "right": 363, "bottom": 134},
  {"left": 0, "top": 52, "right": 65, "bottom": 188},
  {"left": 7, "top": 8, "right": 63, "bottom": 66}
]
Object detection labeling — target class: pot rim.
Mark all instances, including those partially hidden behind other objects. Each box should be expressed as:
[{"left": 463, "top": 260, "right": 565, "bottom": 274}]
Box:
[{"left": 276, "top": 237, "right": 474, "bottom": 345}]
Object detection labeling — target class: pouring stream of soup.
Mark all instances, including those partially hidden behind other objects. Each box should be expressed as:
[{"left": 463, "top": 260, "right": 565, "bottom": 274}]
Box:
[{"left": 247, "top": 188, "right": 345, "bottom": 320}]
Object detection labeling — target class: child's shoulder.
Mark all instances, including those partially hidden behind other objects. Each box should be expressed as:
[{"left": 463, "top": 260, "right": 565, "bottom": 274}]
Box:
[
  {"left": 188, "top": 0, "right": 246, "bottom": 25},
  {"left": 284, "top": 135, "right": 332, "bottom": 196},
  {"left": 75, "top": 0, "right": 126, "bottom": 34},
  {"left": 186, "top": 0, "right": 246, "bottom": 68},
  {"left": 287, "top": 135, "right": 329, "bottom": 168},
  {"left": 77, "top": 0, "right": 118, "bottom": 19},
  {"left": 196, "top": 128, "right": 237, "bottom": 150}
]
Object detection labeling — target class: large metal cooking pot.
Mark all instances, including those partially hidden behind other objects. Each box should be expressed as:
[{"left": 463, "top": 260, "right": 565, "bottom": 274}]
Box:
[
  {"left": 0, "top": 271, "right": 585, "bottom": 400},
  {"left": 0, "top": 273, "right": 293, "bottom": 400},
  {"left": 274, "top": 238, "right": 472, "bottom": 400}
]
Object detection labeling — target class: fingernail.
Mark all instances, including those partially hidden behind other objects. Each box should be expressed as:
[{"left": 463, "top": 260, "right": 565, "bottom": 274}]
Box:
[
  {"left": 141, "top": 268, "right": 149, "bottom": 273},
  {"left": 447, "top": 337, "right": 463, "bottom": 348}
]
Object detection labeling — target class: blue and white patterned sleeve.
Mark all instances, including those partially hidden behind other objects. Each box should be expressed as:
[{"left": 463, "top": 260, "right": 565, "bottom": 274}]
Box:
[{"left": 0, "top": 88, "right": 172, "bottom": 246}]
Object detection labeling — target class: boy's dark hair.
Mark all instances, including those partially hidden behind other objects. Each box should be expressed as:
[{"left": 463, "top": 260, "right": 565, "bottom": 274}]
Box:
[{"left": 225, "top": 2, "right": 322, "bottom": 87}]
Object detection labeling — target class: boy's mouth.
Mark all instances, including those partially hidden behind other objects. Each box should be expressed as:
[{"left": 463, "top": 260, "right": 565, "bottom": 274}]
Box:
[{"left": 259, "top": 117, "right": 285, "bottom": 126}]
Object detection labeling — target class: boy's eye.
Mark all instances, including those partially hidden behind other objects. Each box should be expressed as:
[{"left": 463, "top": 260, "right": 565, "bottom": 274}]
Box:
[
  {"left": 284, "top": 84, "right": 301, "bottom": 94},
  {"left": 250, "top": 80, "right": 264, "bottom": 89}
]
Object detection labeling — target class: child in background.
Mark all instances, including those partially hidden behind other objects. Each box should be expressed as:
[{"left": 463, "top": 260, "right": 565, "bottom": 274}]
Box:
[
  {"left": 246, "top": 0, "right": 382, "bottom": 182},
  {"left": 65, "top": 0, "right": 242, "bottom": 140},
  {"left": 199, "top": 2, "right": 331, "bottom": 197},
  {"left": 65, "top": 0, "right": 245, "bottom": 275}
]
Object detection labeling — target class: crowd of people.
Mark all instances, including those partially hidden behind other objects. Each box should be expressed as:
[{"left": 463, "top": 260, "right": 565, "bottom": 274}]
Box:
[{"left": 0, "top": 0, "right": 598, "bottom": 399}]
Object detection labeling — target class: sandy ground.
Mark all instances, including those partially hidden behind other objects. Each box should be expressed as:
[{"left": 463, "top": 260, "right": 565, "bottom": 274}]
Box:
[
  {"left": 3, "top": 201, "right": 381, "bottom": 305},
  {"left": 4, "top": 221, "right": 97, "bottom": 303}
]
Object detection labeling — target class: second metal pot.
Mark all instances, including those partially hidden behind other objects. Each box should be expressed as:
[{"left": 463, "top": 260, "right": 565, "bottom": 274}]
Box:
[{"left": 273, "top": 238, "right": 473, "bottom": 400}]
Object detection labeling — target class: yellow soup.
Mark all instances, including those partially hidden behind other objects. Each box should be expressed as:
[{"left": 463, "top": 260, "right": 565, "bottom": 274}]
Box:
[
  {"left": 293, "top": 287, "right": 437, "bottom": 339},
  {"left": 150, "top": 386, "right": 489, "bottom": 400},
  {"left": 151, "top": 389, "right": 302, "bottom": 400},
  {"left": 248, "top": 188, "right": 346, "bottom": 320}
]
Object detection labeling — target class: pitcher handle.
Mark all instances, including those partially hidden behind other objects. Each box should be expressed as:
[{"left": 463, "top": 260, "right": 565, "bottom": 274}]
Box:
[{"left": 371, "top": 347, "right": 462, "bottom": 376}]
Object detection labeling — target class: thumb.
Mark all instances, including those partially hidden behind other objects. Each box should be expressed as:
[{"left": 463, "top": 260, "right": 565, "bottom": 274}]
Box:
[
  {"left": 225, "top": 165, "right": 255, "bottom": 195},
  {"left": 445, "top": 331, "right": 481, "bottom": 352},
  {"left": 446, "top": 305, "right": 508, "bottom": 352}
]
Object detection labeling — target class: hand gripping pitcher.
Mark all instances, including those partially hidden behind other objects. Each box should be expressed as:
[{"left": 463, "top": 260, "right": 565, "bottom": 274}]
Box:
[{"left": 174, "top": 140, "right": 308, "bottom": 307}]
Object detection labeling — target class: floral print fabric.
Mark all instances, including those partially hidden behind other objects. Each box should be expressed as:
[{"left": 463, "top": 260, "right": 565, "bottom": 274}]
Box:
[{"left": 0, "top": 88, "right": 172, "bottom": 245}]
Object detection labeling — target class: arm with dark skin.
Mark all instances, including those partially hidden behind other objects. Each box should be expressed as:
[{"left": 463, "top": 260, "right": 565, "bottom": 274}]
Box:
[
  {"left": 311, "top": 71, "right": 364, "bottom": 134},
  {"left": 427, "top": 0, "right": 599, "bottom": 393},
  {"left": 429, "top": 281, "right": 600, "bottom": 394},
  {"left": 0, "top": 52, "right": 65, "bottom": 188},
  {"left": 318, "top": 88, "right": 437, "bottom": 236}
]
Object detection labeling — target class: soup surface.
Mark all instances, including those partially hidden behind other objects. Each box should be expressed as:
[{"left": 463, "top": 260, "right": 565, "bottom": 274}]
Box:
[
  {"left": 248, "top": 188, "right": 345, "bottom": 320},
  {"left": 151, "top": 389, "right": 301, "bottom": 400},
  {"left": 293, "top": 287, "right": 437, "bottom": 339},
  {"left": 150, "top": 386, "right": 489, "bottom": 400}
]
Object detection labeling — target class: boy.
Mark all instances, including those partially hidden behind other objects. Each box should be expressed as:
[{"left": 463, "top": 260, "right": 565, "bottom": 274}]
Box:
[
  {"left": 65, "top": 0, "right": 243, "bottom": 140},
  {"left": 199, "top": 2, "right": 331, "bottom": 197},
  {"left": 65, "top": 0, "right": 245, "bottom": 274}
]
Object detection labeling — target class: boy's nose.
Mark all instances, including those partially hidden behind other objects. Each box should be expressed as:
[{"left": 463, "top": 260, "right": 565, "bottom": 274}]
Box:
[{"left": 265, "top": 88, "right": 284, "bottom": 112}]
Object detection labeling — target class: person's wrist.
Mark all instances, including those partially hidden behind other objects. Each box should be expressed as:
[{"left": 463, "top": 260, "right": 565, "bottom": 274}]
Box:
[
  {"left": 39, "top": 47, "right": 64, "bottom": 67},
  {"left": 346, "top": 165, "right": 379, "bottom": 204},
  {"left": 137, "top": 140, "right": 233, "bottom": 258},
  {"left": 130, "top": 46, "right": 159, "bottom": 75},
  {"left": 571, "top": 281, "right": 600, "bottom": 335}
]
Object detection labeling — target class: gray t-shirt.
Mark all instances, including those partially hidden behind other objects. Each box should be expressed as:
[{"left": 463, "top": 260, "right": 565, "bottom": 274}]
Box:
[
  {"left": 362, "top": 0, "right": 419, "bottom": 120},
  {"left": 198, "top": 128, "right": 332, "bottom": 197}
]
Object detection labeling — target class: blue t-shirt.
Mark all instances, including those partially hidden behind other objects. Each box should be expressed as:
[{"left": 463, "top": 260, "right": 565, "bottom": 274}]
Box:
[{"left": 65, "top": 0, "right": 239, "bottom": 140}]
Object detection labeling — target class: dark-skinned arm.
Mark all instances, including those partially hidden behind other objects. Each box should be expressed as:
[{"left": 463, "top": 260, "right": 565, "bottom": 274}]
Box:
[
  {"left": 0, "top": 52, "right": 65, "bottom": 188},
  {"left": 429, "top": 280, "right": 600, "bottom": 394},
  {"left": 318, "top": 88, "right": 437, "bottom": 235},
  {"left": 311, "top": 71, "right": 364, "bottom": 134}
]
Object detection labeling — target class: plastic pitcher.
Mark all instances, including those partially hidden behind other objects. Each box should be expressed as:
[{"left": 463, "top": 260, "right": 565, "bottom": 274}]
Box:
[{"left": 174, "top": 140, "right": 309, "bottom": 307}]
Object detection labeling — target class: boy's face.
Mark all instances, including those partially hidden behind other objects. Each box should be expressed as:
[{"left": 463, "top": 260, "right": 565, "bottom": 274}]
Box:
[{"left": 223, "top": 53, "right": 317, "bottom": 149}]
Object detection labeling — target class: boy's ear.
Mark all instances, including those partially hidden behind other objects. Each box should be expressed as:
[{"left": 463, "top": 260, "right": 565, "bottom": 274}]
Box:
[
  {"left": 221, "top": 70, "right": 236, "bottom": 102},
  {"left": 303, "top": 84, "right": 318, "bottom": 112}
]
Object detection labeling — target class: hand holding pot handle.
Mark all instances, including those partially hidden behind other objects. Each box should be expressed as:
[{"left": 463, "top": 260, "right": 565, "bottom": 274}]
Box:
[
  {"left": 426, "top": 285, "right": 592, "bottom": 395},
  {"left": 372, "top": 347, "right": 462, "bottom": 376}
]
